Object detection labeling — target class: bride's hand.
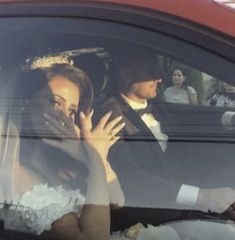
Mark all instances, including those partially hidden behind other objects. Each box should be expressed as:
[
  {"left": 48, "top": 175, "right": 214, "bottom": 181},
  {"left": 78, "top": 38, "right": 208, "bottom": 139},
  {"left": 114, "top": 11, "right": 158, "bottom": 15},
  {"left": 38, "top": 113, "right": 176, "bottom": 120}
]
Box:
[
  {"left": 79, "top": 110, "right": 125, "bottom": 161},
  {"left": 41, "top": 109, "right": 87, "bottom": 163}
]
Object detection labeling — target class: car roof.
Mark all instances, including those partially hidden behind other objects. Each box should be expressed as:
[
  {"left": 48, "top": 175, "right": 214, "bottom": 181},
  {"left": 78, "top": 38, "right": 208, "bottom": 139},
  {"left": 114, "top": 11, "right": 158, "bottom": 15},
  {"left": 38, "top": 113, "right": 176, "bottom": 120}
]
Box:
[
  {"left": 89, "top": 0, "right": 235, "bottom": 37},
  {"left": 0, "top": 0, "right": 234, "bottom": 37}
]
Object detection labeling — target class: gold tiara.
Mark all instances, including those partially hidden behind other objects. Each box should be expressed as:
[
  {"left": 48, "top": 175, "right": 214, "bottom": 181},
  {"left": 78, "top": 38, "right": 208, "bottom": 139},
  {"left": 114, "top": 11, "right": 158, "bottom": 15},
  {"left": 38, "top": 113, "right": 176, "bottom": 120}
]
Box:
[{"left": 30, "top": 55, "right": 73, "bottom": 70}]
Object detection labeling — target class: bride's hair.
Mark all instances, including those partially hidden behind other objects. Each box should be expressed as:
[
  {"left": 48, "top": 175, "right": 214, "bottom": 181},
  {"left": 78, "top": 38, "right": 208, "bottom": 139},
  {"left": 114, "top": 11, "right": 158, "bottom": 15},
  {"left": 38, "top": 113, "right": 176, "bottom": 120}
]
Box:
[{"left": 17, "top": 63, "right": 93, "bottom": 115}]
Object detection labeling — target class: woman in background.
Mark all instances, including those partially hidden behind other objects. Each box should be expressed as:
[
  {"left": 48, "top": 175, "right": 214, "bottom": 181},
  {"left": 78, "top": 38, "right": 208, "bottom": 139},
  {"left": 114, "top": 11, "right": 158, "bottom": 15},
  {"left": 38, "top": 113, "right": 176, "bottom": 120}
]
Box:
[{"left": 163, "top": 68, "right": 198, "bottom": 105}]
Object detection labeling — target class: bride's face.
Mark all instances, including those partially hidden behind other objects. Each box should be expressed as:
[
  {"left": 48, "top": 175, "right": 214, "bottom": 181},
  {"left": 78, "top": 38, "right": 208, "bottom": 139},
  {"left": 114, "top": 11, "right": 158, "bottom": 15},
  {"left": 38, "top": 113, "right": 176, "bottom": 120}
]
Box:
[{"left": 48, "top": 75, "right": 80, "bottom": 123}]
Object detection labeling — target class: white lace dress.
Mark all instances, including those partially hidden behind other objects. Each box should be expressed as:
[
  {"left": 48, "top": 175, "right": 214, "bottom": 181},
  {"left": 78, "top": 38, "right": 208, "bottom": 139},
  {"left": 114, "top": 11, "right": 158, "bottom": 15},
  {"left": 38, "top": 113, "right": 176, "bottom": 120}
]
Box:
[
  {"left": 0, "top": 183, "right": 180, "bottom": 240},
  {"left": 0, "top": 183, "right": 85, "bottom": 235}
]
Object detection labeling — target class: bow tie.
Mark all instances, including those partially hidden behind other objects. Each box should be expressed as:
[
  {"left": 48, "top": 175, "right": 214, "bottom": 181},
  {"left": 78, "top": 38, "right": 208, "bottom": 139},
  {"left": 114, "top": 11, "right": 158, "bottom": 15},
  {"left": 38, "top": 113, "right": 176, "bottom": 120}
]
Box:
[{"left": 135, "top": 104, "right": 153, "bottom": 116}]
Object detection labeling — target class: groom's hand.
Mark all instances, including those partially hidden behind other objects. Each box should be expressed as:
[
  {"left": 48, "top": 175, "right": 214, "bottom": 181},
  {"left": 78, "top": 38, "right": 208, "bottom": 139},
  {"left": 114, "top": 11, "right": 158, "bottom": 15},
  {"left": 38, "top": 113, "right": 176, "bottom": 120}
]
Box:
[{"left": 198, "top": 187, "right": 235, "bottom": 214}]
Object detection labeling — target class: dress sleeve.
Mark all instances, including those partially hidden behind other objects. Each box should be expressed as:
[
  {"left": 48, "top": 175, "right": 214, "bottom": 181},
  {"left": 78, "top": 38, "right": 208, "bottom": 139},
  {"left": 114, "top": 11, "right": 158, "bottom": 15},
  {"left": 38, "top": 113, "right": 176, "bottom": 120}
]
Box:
[
  {"left": 163, "top": 88, "right": 170, "bottom": 100},
  {"left": 187, "top": 86, "right": 197, "bottom": 95},
  {"left": 19, "top": 184, "right": 85, "bottom": 235}
]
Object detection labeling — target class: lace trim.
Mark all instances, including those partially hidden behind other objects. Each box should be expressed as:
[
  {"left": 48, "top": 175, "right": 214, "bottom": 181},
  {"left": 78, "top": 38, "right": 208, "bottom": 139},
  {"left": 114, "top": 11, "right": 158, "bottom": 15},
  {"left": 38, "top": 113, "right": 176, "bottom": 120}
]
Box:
[{"left": 1, "top": 184, "right": 85, "bottom": 234}]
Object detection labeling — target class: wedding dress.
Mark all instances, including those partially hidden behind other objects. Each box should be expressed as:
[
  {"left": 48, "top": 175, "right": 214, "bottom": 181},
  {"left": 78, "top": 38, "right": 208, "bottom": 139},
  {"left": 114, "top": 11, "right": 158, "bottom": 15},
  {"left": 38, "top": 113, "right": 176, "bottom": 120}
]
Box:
[{"left": 0, "top": 183, "right": 85, "bottom": 235}]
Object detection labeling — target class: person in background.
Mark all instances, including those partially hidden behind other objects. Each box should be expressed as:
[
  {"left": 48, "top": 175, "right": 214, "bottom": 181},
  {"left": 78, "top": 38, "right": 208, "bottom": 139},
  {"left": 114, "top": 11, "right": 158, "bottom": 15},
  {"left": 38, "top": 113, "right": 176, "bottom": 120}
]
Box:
[
  {"left": 163, "top": 68, "right": 198, "bottom": 105},
  {"left": 210, "top": 81, "right": 235, "bottom": 107}
]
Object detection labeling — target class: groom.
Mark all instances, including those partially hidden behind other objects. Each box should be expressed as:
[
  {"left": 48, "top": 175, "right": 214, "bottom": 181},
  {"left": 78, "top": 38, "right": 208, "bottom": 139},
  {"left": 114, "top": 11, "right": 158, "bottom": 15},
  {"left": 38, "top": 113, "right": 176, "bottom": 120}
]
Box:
[{"left": 97, "top": 50, "right": 235, "bottom": 214}]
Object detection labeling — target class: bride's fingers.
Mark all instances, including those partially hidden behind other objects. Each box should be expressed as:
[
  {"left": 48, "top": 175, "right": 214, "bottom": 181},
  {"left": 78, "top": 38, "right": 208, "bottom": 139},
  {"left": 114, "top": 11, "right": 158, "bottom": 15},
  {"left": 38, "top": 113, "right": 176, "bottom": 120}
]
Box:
[
  {"left": 79, "top": 111, "right": 92, "bottom": 136},
  {"left": 109, "top": 136, "right": 120, "bottom": 148},
  {"left": 74, "top": 125, "right": 81, "bottom": 138},
  {"left": 109, "top": 122, "right": 125, "bottom": 137},
  {"left": 104, "top": 115, "right": 123, "bottom": 133},
  {"left": 89, "top": 109, "right": 94, "bottom": 118},
  {"left": 85, "top": 109, "right": 93, "bottom": 132},
  {"left": 96, "top": 111, "right": 112, "bottom": 129}
]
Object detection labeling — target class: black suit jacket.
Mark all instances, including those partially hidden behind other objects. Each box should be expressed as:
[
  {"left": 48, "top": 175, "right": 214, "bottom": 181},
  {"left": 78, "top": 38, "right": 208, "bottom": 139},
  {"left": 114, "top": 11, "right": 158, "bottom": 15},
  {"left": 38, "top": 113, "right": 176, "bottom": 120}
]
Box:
[{"left": 97, "top": 95, "right": 181, "bottom": 208}]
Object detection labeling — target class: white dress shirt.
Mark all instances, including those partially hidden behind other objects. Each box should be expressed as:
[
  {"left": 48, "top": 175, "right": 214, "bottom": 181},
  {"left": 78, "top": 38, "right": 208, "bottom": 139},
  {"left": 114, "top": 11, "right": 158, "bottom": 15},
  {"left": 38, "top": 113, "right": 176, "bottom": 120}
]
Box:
[
  {"left": 121, "top": 94, "right": 168, "bottom": 152},
  {"left": 121, "top": 94, "right": 199, "bottom": 206}
]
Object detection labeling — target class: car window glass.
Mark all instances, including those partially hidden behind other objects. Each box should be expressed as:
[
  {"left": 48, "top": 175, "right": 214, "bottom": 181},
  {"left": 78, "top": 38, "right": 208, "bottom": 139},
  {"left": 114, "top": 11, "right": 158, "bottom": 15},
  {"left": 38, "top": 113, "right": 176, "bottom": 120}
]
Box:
[
  {"left": 0, "top": 16, "right": 234, "bottom": 239},
  {"left": 158, "top": 57, "right": 235, "bottom": 108}
]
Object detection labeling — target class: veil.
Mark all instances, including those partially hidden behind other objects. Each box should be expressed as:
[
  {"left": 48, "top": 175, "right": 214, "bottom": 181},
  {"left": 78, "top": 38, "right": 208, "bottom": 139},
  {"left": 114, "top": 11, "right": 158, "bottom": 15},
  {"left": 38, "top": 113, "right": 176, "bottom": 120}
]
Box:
[{"left": 0, "top": 66, "right": 23, "bottom": 203}]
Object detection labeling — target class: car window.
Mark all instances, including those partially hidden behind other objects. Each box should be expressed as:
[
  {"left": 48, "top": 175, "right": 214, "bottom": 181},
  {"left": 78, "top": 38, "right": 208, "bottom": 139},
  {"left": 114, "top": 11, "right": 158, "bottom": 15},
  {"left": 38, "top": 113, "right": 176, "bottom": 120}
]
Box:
[
  {"left": 0, "top": 16, "right": 234, "bottom": 240},
  {"left": 158, "top": 57, "right": 235, "bottom": 108}
]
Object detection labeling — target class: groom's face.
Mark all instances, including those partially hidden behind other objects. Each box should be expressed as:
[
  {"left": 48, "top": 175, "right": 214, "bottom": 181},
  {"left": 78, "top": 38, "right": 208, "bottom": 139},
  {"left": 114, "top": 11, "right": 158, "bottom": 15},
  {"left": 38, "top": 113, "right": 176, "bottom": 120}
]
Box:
[
  {"left": 130, "top": 78, "right": 162, "bottom": 100},
  {"left": 129, "top": 60, "right": 162, "bottom": 100}
]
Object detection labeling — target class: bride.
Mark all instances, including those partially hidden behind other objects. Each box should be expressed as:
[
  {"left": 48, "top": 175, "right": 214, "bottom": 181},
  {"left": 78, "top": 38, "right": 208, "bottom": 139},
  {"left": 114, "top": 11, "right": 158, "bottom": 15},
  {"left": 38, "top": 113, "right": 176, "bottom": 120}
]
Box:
[{"left": 0, "top": 61, "right": 125, "bottom": 239}]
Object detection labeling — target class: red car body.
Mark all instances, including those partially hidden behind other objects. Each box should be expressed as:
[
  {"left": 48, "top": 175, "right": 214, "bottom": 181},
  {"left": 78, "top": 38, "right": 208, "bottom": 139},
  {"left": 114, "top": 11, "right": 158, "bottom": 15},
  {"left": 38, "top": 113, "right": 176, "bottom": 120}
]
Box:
[
  {"left": 0, "top": 0, "right": 234, "bottom": 37},
  {"left": 90, "top": 0, "right": 235, "bottom": 36}
]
